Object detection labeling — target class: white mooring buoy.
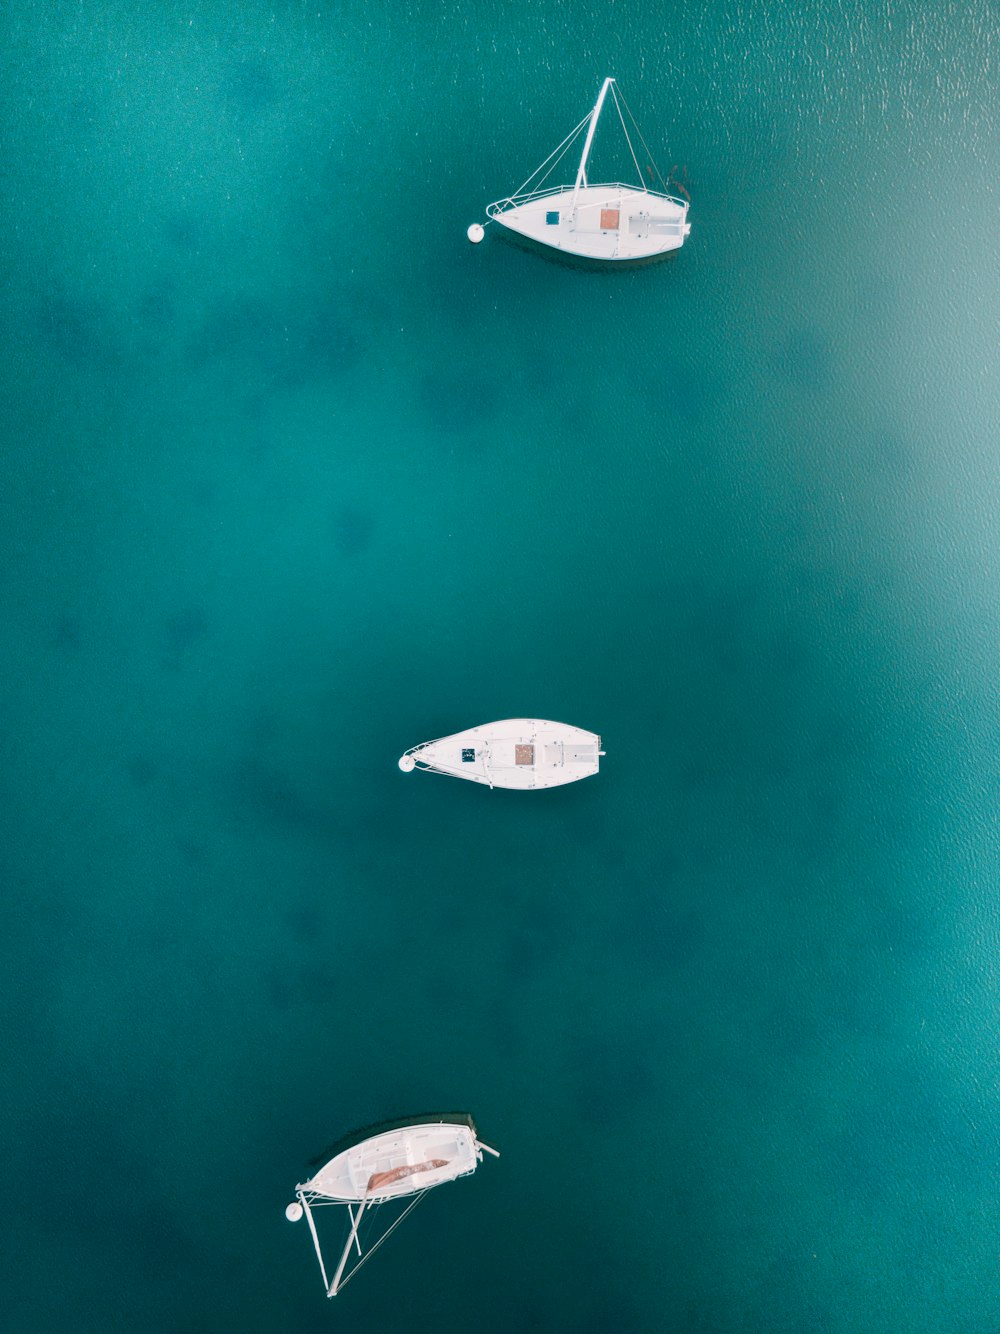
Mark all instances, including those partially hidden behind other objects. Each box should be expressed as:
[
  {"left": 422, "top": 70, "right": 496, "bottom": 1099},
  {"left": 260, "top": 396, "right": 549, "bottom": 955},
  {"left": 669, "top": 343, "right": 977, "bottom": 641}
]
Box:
[
  {"left": 285, "top": 1202, "right": 304, "bottom": 1223},
  {"left": 467, "top": 223, "right": 485, "bottom": 244},
  {"left": 398, "top": 754, "right": 416, "bottom": 772}
]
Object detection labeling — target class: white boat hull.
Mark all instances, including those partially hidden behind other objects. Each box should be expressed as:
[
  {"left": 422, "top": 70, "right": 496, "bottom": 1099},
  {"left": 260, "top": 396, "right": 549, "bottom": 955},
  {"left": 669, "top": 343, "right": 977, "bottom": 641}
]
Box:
[
  {"left": 301, "top": 1121, "right": 480, "bottom": 1203},
  {"left": 488, "top": 184, "right": 690, "bottom": 263},
  {"left": 289, "top": 1116, "right": 496, "bottom": 1297},
  {"left": 401, "top": 718, "right": 603, "bottom": 789}
]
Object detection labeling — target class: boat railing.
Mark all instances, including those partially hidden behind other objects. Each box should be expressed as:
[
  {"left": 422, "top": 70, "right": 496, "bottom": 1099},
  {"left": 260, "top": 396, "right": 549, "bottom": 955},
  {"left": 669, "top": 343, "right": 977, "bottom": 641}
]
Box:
[
  {"left": 307, "top": 1113, "right": 477, "bottom": 1169},
  {"left": 487, "top": 183, "right": 689, "bottom": 217}
]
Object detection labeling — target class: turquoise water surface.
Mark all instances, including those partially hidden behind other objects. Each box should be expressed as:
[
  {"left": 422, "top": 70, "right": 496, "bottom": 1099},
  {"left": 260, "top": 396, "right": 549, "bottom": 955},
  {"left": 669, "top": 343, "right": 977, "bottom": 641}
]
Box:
[{"left": 3, "top": 2, "right": 999, "bottom": 1330}]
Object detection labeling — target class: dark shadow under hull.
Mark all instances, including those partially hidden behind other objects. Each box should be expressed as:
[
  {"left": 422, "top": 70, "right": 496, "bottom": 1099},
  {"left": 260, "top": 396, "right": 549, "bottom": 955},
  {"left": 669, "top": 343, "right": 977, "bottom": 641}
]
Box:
[
  {"left": 308, "top": 1111, "right": 477, "bottom": 1168},
  {"left": 488, "top": 222, "right": 685, "bottom": 272}
]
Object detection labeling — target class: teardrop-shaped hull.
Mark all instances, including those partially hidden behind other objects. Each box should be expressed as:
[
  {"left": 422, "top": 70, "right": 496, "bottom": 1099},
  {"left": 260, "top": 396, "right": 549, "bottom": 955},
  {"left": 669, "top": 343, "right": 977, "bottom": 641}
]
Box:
[
  {"left": 489, "top": 185, "right": 690, "bottom": 263},
  {"left": 400, "top": 719, "right": 603, "bottom": 789}
]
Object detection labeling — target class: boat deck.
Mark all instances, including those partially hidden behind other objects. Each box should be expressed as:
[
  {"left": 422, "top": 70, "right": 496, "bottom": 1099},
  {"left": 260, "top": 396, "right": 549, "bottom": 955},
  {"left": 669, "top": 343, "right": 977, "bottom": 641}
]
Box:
[
  {"left": 301, "top": 1121, "right": 480, "bottom": 1203},
  {"left": 489, "top": 184, "right": 690, "bottom": 262},
  {"left": 402, "top": 718, "right": 603, "bottom": 789}
]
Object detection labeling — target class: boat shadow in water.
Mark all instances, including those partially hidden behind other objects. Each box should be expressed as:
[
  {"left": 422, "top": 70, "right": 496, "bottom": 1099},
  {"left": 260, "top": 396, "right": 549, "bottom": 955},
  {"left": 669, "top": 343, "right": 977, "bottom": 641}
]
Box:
[
  {"left": 487, "top": 223, "right": 685, "bottom": 273},
  {"left": 306, "top": 1112, "right": 478, "bottom": 1169},
  {"left": 482, "top": 78, "right": 691, "bottom": 266}
]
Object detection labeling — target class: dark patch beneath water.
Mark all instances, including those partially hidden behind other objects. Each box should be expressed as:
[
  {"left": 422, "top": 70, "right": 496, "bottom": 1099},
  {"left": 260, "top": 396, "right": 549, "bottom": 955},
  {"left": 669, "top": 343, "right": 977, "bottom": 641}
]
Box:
[
  {"left": 653, "top": 359, "right": 710, "bottom": 422},
  {"left": 629, "top": 897, "right": 705, "bottom": 971},
  {"left": 761, "top": 991, "right": 831, "bottom": 1062},
  {"left": 417, "top": 368, "right": 502, "bottom": 436},
  {"left": 228, "top": 755, "right": 332, "bottom": 837},
  {"left": 267, "top": 960, "right": 338, "bottom": 1009},
  {"left": 175, "top": 836, "right": 207, "bottom": 865},
  {"left": 221, "top": 59, "right": 279, "bottom": 117},
  {"left": 772, "top": 326, "right": 833, "bottom": 393},
  {"left": 19, "top": 1063, "right": 181, "bottom": 1279},
  {"left": 284, "top": 898, "right": 329, "bottom": 943},
  {"left": 53, "top": 612, "right": 83, "bottom": 650},
  {"left": 128, "top": 1203, "right": 205, "bottom": 1283},
  {"left": 164, "top": 211, "right": 207, "bottom": 255},
  {"left": 504, "top": 908, "right": 562, "bottom": 983},
  {"left": 332, "top": 505, "right": 375, "bottom": 558},
  {"left": 683, "top": 581, "right": 763, "bottom": 676},
  {"left": 301, "top": 294, "right": 364, "bottom": 381},
  {"left": 745, "top": 1253, "right": 833, "bottom": 1334},
  {"left": 869, "top": 895, "right": 934, "bottom": 959},
  {"left": 668, "top": 1294, "right": 746, "bottom": 1334},
  {"left": 824, "top": 1067, "right": 996, "bottom": 1208},
  {"left": 136, "top": 277, "right": 178, "bottom": 331},
  {"left": 559, "top": 803, "right": 604, "bottom": 846},
  {"left": 571, "top": 1033, "right": 655, "bottom": 1124},
  {"left": 188, "top": 293, "right": 360, "bottom": 390},
  {"left": 825, "top": 1116, "right": 895, "bottom": 1206},
  {"left": 425, "top": 969, "right": 462, "bottom": 1013},
  {"left": 866, "top": 428, "right": 915, "bottom": 482},
  {"left": 127, "top": 755, "right": 158, "bottom": 787},
  {"left": 163, "top": 606, "right": 210, "bottom": 665},
  {"left": 32, "top": 282, "right": 123, "bottom": 371},
  {"left": 575, "top": 1292, "right": 645, "bottom": 1334}
]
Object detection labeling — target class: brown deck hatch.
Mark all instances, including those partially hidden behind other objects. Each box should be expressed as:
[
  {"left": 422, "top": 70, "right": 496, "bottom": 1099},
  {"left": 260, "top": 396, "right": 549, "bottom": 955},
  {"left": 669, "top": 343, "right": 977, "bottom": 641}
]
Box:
[
  {"left": 367, "top": 1159, "right": 448, "bottom": 1193},
  {"left": 600, "top": 208, "right": 620, "bottom": 230},
  {"left": 515, "top": 744, "right": 535, "bottom": 766}
]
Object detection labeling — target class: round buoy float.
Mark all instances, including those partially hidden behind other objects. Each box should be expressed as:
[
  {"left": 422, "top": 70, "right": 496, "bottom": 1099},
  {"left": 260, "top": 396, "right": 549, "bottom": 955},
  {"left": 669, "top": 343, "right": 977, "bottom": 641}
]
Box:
[
  {"left": 467, "top": 223, "right": 485, "bottom": 244},
  {"left": 398, "top": 754, "right": 416, "bottom": 772},
  {"left": 285, "top": 1202, "right": 304, "bottom": 1222}
]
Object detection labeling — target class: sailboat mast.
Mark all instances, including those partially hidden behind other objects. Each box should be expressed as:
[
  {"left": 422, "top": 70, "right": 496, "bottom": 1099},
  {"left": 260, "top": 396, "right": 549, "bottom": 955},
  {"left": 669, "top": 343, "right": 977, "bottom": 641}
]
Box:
[
  {"left": 301, "top": 1198, "right": 332, "bottom": 1295},
  {"left": 329, "top": 1200, "right": 367, "bottom": 1296},
  {"left": 572, "top": 77, "right": 614, "bottom": 206}
]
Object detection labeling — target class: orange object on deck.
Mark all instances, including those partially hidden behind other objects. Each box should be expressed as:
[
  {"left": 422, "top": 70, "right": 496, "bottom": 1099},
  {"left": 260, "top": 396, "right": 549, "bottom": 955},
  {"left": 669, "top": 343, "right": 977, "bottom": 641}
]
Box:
[{"left": 367, "top": 1159, "right": 449, "bottom": 1192}]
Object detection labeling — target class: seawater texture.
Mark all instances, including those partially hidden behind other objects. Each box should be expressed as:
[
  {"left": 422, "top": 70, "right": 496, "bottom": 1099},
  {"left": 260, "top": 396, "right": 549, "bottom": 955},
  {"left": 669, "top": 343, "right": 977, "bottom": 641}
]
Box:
[{"left": 2, "top": 1, "right": 998, "bottom": 1330}]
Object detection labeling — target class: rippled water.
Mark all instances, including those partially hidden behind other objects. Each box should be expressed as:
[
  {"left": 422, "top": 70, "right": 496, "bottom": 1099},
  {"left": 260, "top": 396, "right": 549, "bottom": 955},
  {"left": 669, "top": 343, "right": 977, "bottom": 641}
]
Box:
[{"left": 2, "top": 2, "right": 998, "bottom": 1330}]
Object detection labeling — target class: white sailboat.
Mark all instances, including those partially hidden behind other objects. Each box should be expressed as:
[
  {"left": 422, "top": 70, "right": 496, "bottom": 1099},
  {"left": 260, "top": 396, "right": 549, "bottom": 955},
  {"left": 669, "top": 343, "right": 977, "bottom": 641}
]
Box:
[
  {"left": 475, "top": 77, "right": 691, "bottom": 263},
  {"left": 286, "top": 1114, "right": 498, "bottom": 1298},
  {"left": 399, "top": 719, "right": 604, "bottom": 790}
]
